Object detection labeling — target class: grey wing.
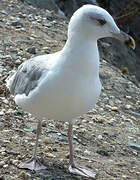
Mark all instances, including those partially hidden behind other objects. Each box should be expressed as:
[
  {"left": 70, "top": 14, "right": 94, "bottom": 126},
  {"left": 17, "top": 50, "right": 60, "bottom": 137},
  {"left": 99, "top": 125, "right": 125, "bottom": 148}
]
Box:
[{"left": 9, "top": 59, "right": 48, "bottom": 96}]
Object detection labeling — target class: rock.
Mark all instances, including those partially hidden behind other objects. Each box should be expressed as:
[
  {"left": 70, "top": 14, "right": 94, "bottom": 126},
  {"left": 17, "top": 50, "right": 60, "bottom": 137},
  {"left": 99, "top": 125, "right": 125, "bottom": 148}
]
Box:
[
  {"left": 46, "top": 14, "right": 54, "bottom": 21},
  {"left": 125, "top": 105, "right": 132, "bottom": 110},
  {"left": 0, "top": 161, "right": 5, "bottom": 167},
  {"left": 11, "top": 159, "right": 19, "bottom": 166},
  {"left": 125, "top": 96, "right": 132, "bottom": 99},
  {"left": 113, "top": 173, "right": 118, "bottom": 177},
  {"left": 96, "top": 149, "right": 110, "bottom": 156},
  {"left": 18, "top": 171, "right": 30, "bottom": 179},
  {"left": 84, "top": 149, "right": 91, "bottom": 155},
  {"left": 15, "top": 59, "right": 22, "bottom": 65},
  {"left": 130, "top": 116, "right": 137, "bottom": 122},
  {"left": 111, "top": 106, "right": 119, "bottom": 111},
  {"left": 0, "top": 10, "right": 8, "bottom": 15},
  {"left": 128, "top": 142, "right": 140, "bottom": 151},
  {"left": 0, "top": 111, "right": 4, "bottom": 116},
  {"left": 11, "top": 21, "right": 24, "bottom": 28},
  {"left": 46, "top": 152, "right": 56, "bottom": 158},
  {"left": 0, "top": 61, "right": 5, "bottom": 66},
  {"left": 108, "top": 118, "right": 115, "bottom": 125},
  {"left": 0, "top": 122, "right": 5, "bottom": 130},
  {"left": 130, "top": 112, "right": 140, "bottom": 119},
  {"left": 0, "top": 55, "right": 12, "bottom": 60},
  {"left": 57, "top": 137, "right": 68, "bottom": 143},
  {"left": 75, "top": 147, "right": 81, "bottom": 153},
  {"left": 3, "top": 164, "right": 8, "bottom": 168},
  {"left": 27, "top": 47, "right": 36, "bottom": 54},
  {"left": 2, "top": 99, "right": 9, "bottom": 104},
  {"left": 3, "top": 42, "right": 13, "bottom": 47},
  {"left": 98, "top": 135, "right": 103, "bottom": 140},
  {"left": 42, "top": 47, "right": 51, "bottom": 54},
  {"left": 15, "top": 40, "right": 25, "bottom": 44},
  {"left": 43, "top": 23, "right": 52, "bottom": 28}
]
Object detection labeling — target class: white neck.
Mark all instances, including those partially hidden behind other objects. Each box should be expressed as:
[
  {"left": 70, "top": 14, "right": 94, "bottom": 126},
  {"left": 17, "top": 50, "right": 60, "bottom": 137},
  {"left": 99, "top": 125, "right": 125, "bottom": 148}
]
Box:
[{"left": 61, "top": 32, "right": 100, "bottom": 77}]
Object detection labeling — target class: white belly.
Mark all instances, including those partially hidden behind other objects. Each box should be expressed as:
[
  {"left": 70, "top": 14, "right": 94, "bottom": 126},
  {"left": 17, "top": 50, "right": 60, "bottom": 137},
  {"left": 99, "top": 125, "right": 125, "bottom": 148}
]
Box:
[{"left": 15, "top": 71, "right": 101, "bottom": 121}]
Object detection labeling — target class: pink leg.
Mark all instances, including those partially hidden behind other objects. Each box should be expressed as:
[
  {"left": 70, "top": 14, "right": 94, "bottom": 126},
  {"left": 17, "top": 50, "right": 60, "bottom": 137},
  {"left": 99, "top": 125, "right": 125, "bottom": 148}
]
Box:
[
  {"left": 68, "top": 121, "right": 96, "bottom": 178},
  {"left": 19, "top": 120, "right": 46, "bottom": 171}
]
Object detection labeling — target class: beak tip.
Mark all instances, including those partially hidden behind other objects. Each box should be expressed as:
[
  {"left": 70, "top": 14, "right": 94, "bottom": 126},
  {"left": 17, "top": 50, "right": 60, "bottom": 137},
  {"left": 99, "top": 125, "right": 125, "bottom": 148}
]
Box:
[{"left": 126, "top": 36, "right": 136, "bottom": 50}]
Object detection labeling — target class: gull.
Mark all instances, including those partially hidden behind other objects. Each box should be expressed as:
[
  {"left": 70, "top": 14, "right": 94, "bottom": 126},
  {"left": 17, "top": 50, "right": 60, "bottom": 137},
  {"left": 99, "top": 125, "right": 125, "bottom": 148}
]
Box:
[{"left": 6, "top": 4, "right": 135, "bottom": 178}]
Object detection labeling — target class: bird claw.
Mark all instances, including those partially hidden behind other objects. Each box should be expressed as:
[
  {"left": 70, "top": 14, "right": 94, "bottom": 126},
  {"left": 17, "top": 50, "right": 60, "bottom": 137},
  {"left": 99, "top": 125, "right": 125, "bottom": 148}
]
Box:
[
  {"left": 19, "top": 157, "right": 47, "bottom": 171},
  {"left": 69, "top": 164, "right": 96, "bottom": 178}
]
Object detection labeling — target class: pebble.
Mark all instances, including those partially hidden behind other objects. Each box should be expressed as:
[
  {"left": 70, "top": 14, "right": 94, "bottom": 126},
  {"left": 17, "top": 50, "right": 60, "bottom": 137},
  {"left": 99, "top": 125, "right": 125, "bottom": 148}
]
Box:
[
  {"left": 11, "top": 159, "right": 19, "bottom": 166},
  {"left": 43, "top": 23, "right": 52, "bottom": 28},
  {"left": 130, "top": 116, "right": 136, "bottom": 121},
  {"left": 0, "top": 111, "right": 5, "bottom": 116},
  {"left": 0, "top": 161, "right": 5, "bottom": 167},
  {"left": 113, "top": 173, "right": 118, "bottom": 177},
  {"left": 75, "top": 148, "right": 81, "bottom": 153},
  {"left": 27, "top": 47, "right": 36, "bottom": 54},
  {"left": 84, "top": 149, "right": 91, "bottom": 155},
  {"left": 18, "top": 171, "right": 30, "bottom": 179},
  {"left": 128, "top": 142, "right": 140, "bottom": 151},
  {"left": 126, "top": 95, "right": 132, "bottom": 99},
  {"left": 111, "top": 106, "right": 119, "bottom": 111},
  {"left": 136, "top": 172, "right": 140, "bottom": 176},
  {"left": 11, "top": 21, "right": 24, "bottom": 28},
  {"left": 125, "top": 104, "right": 132, "bottom": 110},
  {"left": 15, "top": 40, "right": 25, "bottom": 44},
  {"left": 2, "top": 99, "right": 9, "bottom": 104},
  {"left": 3, "top": 42, "right": 13, "bottom": 47},
  {"left": 98, "top": 135, "right": 103, "bottom": 140},
  {"left": 43, "top": 137, "right": 52, "bottom": 144},
  {"left": 0, "top": 10, "right": 8, "bottom": 15},
  {"left": 108, "top": 118, "right": 115, "bottom": 124},
  {"left": 15, "top": 59, "right": 22, "bottom": 65},
  {"left": 57, "top": 137, "right": 68, "bottom": 143},
  {"left": 43, "top": 47, "right": 51, "bottom": 53},
  {"left": 0, "top": 55, "right": 12, "bottom": 60},
  {"left": 82, "top": 119, "right": 88, "bottom": 123},
  {"left": 0, "top": 61, "right": 5, "bottom": 66},
  {"left": 1, "top": 151, "right": 6, "bottom": 155},
  {"left": 97, "top": 118, "right": 104, "bottom": 123},
  {"left": 3, "top": 164, "right": 8, "bottom": 168},
  {"left": 47, "top": 146, "right": 53, "bottom": 152},
  {"left": 105, "top": 104, "right": 111, "bottom": 110},
  {"left": 0, "top": 147, "right": 6, "bottom": 152},
  {"left": 47, "top": 15, "right": 53, "bottom": 21},
  {"left": 46, "top": 153, "right": 56, "bottom": 158}
]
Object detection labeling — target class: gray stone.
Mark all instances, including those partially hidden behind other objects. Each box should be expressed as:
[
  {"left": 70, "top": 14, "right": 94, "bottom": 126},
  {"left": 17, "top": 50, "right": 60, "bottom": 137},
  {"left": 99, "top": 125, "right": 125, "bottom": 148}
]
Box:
[
  {"left": 43, "top": 23, "right": 52, "bottom": 28},
  {"left": 27, "top": 47, "right": 36, "bottom": 54},
  {"left": 128, "top": 142, "right": 140, "bottom": 151},
  {"left": 11, "top": 21, "right": 24, "bottom": 28},
  {"left": 3, "top": 42, "right": 13, "bottom": 47},
  {"left": 0, "top": 10, "right": 8, "bottom": 15}
]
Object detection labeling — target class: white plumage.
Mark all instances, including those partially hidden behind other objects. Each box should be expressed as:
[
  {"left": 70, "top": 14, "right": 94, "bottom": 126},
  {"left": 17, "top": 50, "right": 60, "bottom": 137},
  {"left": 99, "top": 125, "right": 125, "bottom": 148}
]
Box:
[{"left": 6, "top": 4, "right": 135, "bottom": 178}]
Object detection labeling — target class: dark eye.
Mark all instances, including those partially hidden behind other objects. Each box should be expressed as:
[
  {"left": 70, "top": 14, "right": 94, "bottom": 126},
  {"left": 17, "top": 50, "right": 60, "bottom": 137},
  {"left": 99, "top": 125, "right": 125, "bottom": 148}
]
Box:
[{"left": 97, "top": 19, "right": 106, "bottom": 25}]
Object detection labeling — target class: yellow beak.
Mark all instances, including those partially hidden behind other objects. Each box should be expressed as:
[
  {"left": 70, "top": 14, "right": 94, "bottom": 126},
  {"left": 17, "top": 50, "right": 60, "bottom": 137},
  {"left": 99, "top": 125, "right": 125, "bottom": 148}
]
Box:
[
  {"left": 126, "top": 36, "right": 135, "bottom": 50},
  {"left": 113, "top": 30, "right": 136, "bottom": 50}
]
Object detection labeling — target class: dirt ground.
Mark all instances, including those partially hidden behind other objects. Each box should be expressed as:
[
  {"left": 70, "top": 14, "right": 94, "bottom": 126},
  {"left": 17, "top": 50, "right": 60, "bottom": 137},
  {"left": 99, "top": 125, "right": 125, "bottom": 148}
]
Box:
[{"left": 0, "top": 0, "right": 140, "bottom": 179}]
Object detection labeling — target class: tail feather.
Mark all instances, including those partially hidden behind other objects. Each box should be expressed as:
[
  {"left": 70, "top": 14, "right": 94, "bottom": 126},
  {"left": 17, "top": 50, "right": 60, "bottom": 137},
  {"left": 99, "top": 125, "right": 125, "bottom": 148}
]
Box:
[{"left": 6, "top": 71, "right": 17, "bottom": 93}]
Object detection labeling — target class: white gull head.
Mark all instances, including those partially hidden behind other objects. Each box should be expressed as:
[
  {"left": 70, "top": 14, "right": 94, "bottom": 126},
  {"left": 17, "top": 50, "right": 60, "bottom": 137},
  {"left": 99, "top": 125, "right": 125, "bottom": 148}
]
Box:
[{"left": 67, "top": 4, "right": 135, "bottom": 49}]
